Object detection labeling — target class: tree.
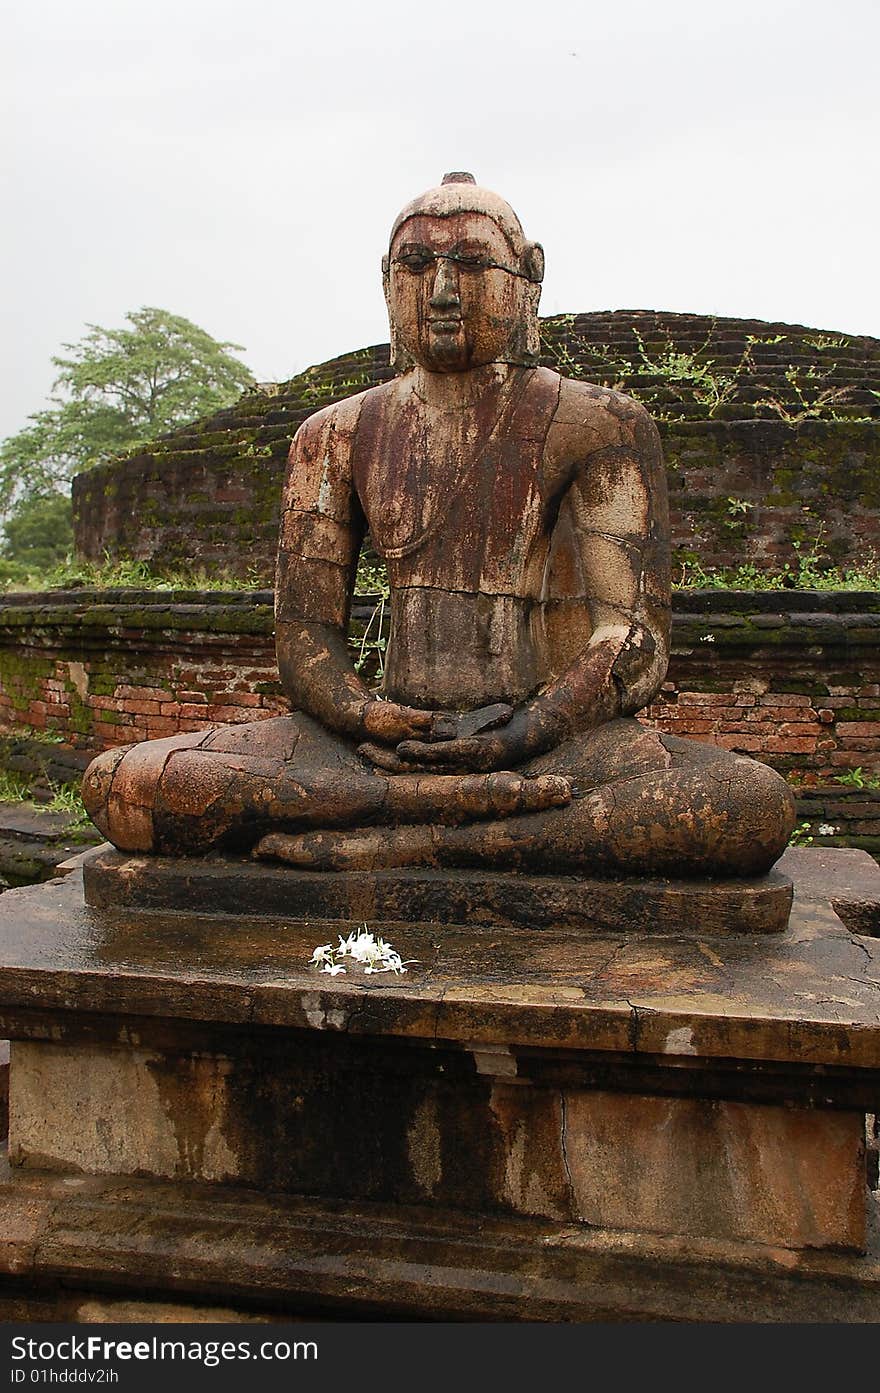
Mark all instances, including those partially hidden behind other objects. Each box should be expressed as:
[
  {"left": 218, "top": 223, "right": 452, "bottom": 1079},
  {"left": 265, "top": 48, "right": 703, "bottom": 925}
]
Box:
[
  {"left": 0, "top": 494, "right": 74, "bottom": 579},
  {"left": 0, "top": 307, "right": 255, "bottom": 520}
]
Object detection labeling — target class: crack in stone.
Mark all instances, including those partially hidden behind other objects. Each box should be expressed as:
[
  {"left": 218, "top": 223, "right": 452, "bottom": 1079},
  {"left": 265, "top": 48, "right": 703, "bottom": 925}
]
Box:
[
  {"left": 392, "top": 581, "right": 542, "bottom": 602},
  {"left": 559, "top": 1090, "right": 576, "bottom": 1214},
  {"left": 625, "top": 998, "right": 640, "bottom": 1052},
  {"left": 571, "top": 527, "right": 646, "bottom": 554},
  {"left": 847, "top": 934, "right": 873, "bottom": 969},
  {"left": 432, "top": 984, "right": 450, "bottom": 1040},
  {"left": 625, "top": 998, "right": 657, "bottom": 1053},
  {"left": 343, "top": 1001, "right": 372, "bottom": 1033},
  {"left": 587, "top": 939, "right": 628, "bottom": 985},
  {"left": 844, "top": 975, "right": 880, "bottom": 992}
]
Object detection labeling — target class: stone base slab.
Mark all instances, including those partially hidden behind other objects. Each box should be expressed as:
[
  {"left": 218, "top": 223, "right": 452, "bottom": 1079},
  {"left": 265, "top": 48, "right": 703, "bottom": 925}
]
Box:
[
  {"left": 83, "top": 846, "right": 794, "bottom": 935},
  {"left": 0, "top": 1166, "right": 878, "bottom": 1322},
  {"left": 8, "top": 1038, "right": 868, "bottom": 1252},
  {"left": 0, "top": 847, "right": 878, "bottom": 1308}
]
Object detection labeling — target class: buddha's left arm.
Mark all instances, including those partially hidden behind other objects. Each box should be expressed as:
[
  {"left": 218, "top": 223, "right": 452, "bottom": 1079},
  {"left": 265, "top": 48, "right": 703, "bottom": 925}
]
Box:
[{"left": 525, "top": 396, "right": 672, "bottom": 741}]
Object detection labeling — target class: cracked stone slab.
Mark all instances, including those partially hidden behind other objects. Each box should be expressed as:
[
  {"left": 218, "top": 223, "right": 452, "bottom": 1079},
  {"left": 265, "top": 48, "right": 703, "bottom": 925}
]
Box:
[
  {"left": 0, "top": 851, "right": 874, "bottom": 1070},
  {"left": 0, "top": 804, "right": 102, "bottom": 887},
  {"left": 780, "top": 845, "right": 880, "bottom": 937}
]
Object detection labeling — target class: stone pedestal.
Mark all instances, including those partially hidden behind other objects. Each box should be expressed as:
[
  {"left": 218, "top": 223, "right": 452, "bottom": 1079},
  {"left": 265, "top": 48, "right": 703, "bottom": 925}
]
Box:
[{"left": 0, "top": 846, "right": 878, "bottom": 1321}]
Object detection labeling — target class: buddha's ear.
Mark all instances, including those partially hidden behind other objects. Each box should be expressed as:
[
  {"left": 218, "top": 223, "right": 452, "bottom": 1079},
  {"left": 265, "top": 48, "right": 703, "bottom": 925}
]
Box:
[
  {"left": 382, "top": 254, "right": 413, "bottom": 375},
  {"left": 523, "top": 241, "right": 545, "bottom": 284}
]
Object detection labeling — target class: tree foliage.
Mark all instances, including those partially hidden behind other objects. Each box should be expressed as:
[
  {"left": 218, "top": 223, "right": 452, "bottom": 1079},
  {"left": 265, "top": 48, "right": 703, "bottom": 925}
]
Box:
[
  {"left": 0, "top": 494, "right": 74, "bottom": 579},
  {"left": 0, "top": 307, "right": 254, "bottom": 515}
]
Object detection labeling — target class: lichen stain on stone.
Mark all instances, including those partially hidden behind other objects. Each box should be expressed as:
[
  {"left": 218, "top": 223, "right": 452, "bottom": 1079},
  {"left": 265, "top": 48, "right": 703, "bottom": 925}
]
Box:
[
  {"left": 10, "top": 1043, "right": 182, "bottom": 1180},
  {"left": 299, "top": 991, "right": 350, "bottom": 1031},
  {"left": 714, "top": 1101, "right": 866, "bottom": 1251},
  {"left": 148, "top": 1054, "right": 239, "bottom": 1182},
  {"left": 467, "top": 1042, "right": 517, "bottom": 1077},
  {"left": 406, "top": 1094, "right": 443, "bottom": 1198},
  {"left": 662, "top": 1025, "right": 697, "bottom": 1055},
  {"left": 488, "top": 1082, "right": 570, "bottom": 1221},
  {"left": 67, "top": 661, "right": 89, "bottom": 701}
]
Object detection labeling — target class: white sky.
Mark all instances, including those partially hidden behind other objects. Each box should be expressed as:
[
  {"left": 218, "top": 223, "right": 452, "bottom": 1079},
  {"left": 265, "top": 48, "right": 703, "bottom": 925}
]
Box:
[{"left": 2, "top": 0, "right": 878, "bottom": 441}]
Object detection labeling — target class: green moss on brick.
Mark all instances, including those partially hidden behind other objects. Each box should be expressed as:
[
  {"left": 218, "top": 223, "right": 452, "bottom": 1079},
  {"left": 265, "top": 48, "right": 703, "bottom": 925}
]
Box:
[
  {"left": 0, "top": 652, "right": 54, "bottom": 711},
  {"left": 87, "top": 674, "right": 117, "bottom": 697}
]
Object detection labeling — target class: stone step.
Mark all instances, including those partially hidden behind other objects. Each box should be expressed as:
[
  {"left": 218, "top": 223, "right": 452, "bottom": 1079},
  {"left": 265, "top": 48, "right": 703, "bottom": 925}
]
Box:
[{"left": 0, "top": 802, "right": 101, "bottom": 888}]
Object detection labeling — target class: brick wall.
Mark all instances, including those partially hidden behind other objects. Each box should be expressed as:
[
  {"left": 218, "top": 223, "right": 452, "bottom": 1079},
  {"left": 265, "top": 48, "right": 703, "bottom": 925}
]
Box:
[
  {"left": 0, "top": 588, "right": 876, "bottom": 770},
  {"left": 790, "top": 786, "right": 880, "bottom": 859},
  {"left": 640, "top": 591, "right": 880, "bottom": 776},
  {"left": 0, "top": 591, "right": 283, "bottom": 748},
  {"left": 2, "top": 588, "right": 877, "bottom": 856}
]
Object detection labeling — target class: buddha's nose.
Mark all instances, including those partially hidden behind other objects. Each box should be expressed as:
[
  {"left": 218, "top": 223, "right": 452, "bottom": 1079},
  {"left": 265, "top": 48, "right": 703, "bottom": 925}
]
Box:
[{"left": 430, "top": 256, "right": 460, "bottom": 307}]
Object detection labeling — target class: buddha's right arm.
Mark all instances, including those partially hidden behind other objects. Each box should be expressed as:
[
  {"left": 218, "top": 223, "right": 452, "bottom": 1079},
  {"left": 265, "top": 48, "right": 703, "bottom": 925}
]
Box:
[{"left": 275, "top": 408, "right": 437, "bottom": 746}]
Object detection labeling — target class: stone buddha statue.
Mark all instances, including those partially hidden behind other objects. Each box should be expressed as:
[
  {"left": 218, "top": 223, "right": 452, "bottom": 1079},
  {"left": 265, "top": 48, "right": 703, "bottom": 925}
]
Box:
[{"left": 82, "top": 173, "right": 795, "bottom": 878}]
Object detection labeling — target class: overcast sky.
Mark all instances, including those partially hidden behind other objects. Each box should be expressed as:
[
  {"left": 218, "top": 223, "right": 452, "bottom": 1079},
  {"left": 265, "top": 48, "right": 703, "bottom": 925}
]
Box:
[{"left": 3, "top": 0, "right": 878, "bottom": 441}]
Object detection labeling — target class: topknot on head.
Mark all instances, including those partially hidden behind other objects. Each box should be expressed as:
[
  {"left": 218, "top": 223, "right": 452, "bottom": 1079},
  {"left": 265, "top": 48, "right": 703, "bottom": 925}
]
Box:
[{"left": 441, "top": 171, "right": 477, "bottom": 185}]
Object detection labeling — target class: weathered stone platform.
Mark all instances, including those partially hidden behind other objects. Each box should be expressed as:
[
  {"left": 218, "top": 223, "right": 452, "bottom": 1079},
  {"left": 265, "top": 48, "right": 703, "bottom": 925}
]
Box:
[
  {"left": 83, "top": 846, "right": 795, "bottom": 935},
  {"left": 0, "top": 845, "right": 877, "bottom": 1320}
]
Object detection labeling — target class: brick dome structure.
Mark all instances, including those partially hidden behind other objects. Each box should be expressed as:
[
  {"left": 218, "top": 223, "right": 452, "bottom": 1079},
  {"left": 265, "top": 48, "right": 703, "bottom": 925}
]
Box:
[{"left": 72, "top": 310, "right": 880, "bottom": 583}]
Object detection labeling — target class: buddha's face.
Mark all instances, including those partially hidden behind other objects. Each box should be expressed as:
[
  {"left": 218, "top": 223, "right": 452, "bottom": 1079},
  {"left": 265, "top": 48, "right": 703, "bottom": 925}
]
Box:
[{"left": 386, "top": 212, "right": 528, "bottom": 372}]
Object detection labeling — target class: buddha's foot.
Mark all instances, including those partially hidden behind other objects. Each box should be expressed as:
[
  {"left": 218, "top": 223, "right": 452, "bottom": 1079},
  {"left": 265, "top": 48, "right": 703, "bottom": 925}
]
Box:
[{"left": 254, "top": 825, "right": 440, "bottom": 871}]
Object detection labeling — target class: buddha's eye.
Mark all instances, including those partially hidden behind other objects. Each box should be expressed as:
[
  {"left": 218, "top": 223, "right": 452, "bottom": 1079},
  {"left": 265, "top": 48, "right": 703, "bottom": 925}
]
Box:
[
  {"left": 397, "top": 252, "right": 434, "bottom": 273},
  {"left": 454, "top": 253, "right": 492, "bottom": 271}
]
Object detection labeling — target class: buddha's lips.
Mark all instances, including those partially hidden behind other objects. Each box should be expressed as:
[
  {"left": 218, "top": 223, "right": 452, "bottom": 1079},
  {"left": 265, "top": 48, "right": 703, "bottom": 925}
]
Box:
[{"left": 429, "top": 317, "right": 463, "bottom": 332}]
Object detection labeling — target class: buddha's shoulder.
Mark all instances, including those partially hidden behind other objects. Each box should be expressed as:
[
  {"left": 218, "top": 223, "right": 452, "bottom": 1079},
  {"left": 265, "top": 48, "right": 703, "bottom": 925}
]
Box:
[
  {"left": 294, "top": 378, "right": 395, "bottom": 446},
  {"left": 551, "top": 370, "right": 654, "bottom": 434}
]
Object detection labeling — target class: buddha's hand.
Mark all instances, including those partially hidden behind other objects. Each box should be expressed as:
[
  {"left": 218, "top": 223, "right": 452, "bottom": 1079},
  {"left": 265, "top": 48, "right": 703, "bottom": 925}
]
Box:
[
  {"left": 396, "top": 705, "right": 565, "bottom": 772},
  {"left": 357, "top": 702, "right": 514, "bottom": 773},
  {"left": 360, "top": 700, "right": 446, "bottom": 745}
]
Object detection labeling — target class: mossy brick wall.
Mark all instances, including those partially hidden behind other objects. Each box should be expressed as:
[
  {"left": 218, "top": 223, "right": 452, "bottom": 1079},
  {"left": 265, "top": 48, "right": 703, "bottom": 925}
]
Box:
[
  {"left": 0, "top": 589, "right": 878, "bottom": 772},
  {"left": 1, "top": 588, "right": 879, "bottom": 856},
  {"left": 640, "top": 591, "right": 880, "bottom": 777},
  {"left": 72, "top": 312, "right": 880, "bottom": 583},
  {"left": 72, "top": 343, "right": 391, "bottom": 583},
  {"left": 661, "top": 420, "right": 880, "bottom": 571},
  {"left": 790, "top": 785, "right": 880, "bottom": 861},
  {"left": 0, "top": 733, "right": 91, "bottom": 789},
  {"left": 0, "top": 591, "right": 286, "bottom": 748}
]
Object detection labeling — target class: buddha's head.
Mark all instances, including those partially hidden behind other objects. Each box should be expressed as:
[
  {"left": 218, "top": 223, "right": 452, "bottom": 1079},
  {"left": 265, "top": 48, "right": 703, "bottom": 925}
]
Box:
[{"left": 383, "top": 173, "right": 545, "bottom": 373}]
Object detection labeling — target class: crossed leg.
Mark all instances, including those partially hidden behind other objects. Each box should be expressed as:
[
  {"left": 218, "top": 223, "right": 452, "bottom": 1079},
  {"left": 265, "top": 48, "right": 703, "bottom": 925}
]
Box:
[
  {"left": 81, "top": 713, "right": 570, "bottom": 856},
  {"left": 258, "top": 720, "right": 796, "bottom": 878}
]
